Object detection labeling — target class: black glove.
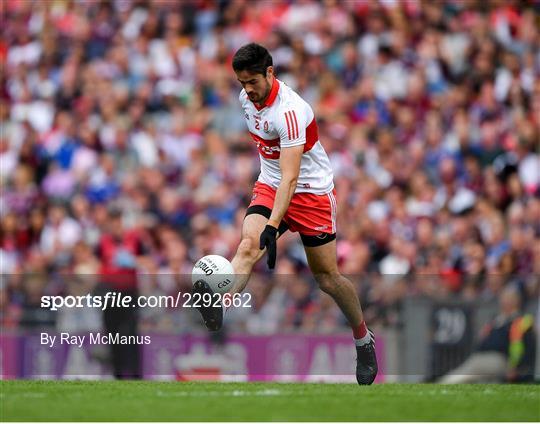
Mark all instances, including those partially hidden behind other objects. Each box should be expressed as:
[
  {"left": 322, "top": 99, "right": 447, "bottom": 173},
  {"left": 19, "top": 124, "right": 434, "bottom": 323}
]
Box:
[{"left": 259, "top": 224, "right": 278, "bottom": 270}]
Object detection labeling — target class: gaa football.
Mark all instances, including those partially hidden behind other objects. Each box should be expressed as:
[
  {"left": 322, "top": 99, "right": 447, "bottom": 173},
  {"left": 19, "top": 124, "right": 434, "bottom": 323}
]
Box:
[{"left": 191, "top": 255, "right": 235, "bottom": 295}]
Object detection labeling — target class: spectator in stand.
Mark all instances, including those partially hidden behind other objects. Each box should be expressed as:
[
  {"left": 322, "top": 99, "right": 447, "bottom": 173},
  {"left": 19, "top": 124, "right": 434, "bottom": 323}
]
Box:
[
  {"left": 96, "top": 207, "right": 145, "bottom": 378},
  {"left": 283, "top": 277, "right": 319, "bottom": 332},
  {"left": 440, "top": 285, "right": 536, "bottom": 383}
]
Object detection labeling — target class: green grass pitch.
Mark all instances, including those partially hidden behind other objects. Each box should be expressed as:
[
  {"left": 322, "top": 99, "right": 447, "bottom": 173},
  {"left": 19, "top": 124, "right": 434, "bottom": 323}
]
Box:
[{"left": 1, "top": 380, "right": 539, "bottom": 421}]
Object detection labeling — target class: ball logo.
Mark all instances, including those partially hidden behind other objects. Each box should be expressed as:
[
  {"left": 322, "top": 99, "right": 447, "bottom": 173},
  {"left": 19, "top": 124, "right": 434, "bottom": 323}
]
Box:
[
  {"left": 196, "top": 260, "right": 214, "bottom": 275},
  {"left": 192, "top": 255, "right": 234, "bottom": 295},
  {"left": 217, "top": 278, "right": 231, "bottom": 288}
]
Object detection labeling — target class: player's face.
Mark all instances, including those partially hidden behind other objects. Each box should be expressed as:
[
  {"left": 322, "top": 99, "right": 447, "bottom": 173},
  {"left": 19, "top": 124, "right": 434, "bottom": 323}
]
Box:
[{"left": 236, "top": 67, "right": 273, "bottom": 105}]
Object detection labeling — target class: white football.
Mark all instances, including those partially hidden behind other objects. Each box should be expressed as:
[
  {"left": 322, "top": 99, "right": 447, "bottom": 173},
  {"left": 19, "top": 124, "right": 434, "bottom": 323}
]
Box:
[{"left": 191, "top": 255, "right": 235, "bottom": 295}]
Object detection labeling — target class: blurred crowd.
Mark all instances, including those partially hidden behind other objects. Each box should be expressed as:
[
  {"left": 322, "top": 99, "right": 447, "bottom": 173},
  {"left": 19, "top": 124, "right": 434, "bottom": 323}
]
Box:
[{"left": 1, "top": 0, "right": 539, "bottom": 333}]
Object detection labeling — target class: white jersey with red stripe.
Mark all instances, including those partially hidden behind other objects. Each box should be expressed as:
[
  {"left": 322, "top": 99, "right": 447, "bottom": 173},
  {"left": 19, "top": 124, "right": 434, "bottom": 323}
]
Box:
[{"left": 239, "top": 78, "right": 334, "bottom": 194}]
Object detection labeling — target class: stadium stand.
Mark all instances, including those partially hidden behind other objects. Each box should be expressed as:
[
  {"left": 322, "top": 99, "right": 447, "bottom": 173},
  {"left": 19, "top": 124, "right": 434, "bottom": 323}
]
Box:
[{"left": 1, "top": 0, "right": 538, "bottom": 344}]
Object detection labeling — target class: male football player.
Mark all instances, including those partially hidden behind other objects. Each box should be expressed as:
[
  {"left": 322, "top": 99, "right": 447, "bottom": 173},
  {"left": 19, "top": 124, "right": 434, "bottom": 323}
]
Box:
[{"left": 193, "top": 43, "right": 377, "bottom": 385}]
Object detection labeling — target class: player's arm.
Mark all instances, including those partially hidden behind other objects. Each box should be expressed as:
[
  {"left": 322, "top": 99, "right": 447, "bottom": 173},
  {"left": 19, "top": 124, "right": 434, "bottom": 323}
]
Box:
[
  {"left": 267, "top": 145, "right": 303, "bottom": 228},
  {"left": 259, "top": 107, "right": 306, "bottom": 269}
]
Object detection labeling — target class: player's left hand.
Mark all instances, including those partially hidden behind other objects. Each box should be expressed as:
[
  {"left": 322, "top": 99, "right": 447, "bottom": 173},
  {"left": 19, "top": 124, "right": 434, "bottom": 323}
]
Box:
[{"left": 259, "top": 224, "right": 278, "bottom": 269}]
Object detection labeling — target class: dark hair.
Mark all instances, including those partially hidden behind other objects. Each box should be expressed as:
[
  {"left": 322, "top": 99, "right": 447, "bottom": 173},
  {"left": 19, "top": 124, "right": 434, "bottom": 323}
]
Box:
[{"left": 232, "top": 43, "right": 273, "bottom": 76}]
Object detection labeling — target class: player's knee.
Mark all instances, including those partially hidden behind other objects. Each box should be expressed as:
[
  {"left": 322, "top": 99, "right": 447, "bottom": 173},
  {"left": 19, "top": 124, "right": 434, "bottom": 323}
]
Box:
[
  {"left": 314, "top": 272, "right": 341, "bottom": 294},
  {"left": 236, "top": 237, "right": 261, "bottom": 264}
]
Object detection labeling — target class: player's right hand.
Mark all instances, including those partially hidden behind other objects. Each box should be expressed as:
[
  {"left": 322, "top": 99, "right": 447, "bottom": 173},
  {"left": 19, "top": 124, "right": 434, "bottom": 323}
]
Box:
[{"left": 259, "top": 224, "right": 278, "bottom": 269}]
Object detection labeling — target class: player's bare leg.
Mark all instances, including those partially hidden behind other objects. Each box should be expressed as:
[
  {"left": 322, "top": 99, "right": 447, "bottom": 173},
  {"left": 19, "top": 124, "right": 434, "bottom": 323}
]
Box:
[
  {"left": 304, "top": 239, "right": 378, "bottom": 385},
  {"left": 304, "top": 239, "right": 363, "bottom": 325},
  {"left": 193, "top": 213, "right": 275, "bottom": 331},
  {"left": 230, "top": 213, "right": 269, "bottom": 294}
]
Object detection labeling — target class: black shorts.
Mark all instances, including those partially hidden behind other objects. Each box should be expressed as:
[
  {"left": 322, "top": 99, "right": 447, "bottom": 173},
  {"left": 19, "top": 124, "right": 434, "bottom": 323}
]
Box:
[{"left": 245, "top": 205, "right": 336, "bottom": 247}]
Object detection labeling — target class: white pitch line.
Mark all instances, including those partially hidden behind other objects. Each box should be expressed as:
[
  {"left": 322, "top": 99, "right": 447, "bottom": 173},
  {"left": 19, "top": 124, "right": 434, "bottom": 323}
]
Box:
[
  {"left": 4, "top": 392, "right": 47, "bottom": 398},
  {"left": 155, "top": 389, "right": 285, "bottom": 398},
  {"left": 232, "top": 389, "right": 282, "bottom": 396}
]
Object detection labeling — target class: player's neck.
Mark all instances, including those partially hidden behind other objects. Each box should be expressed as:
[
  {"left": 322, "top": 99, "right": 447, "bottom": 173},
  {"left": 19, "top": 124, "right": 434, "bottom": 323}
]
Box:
[{"left": 254, "top": 77, "right": 278, "bottom": 109}]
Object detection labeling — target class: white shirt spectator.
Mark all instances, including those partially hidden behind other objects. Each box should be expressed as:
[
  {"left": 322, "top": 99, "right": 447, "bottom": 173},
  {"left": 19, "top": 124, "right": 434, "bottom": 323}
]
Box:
[
  {"left": 0, "top": 149, "right": 18, "bottom": 182},
  {"left": 40, "top": 217, "right": 82, "bottom": 255},
  {"left": 10, "top": 100, "right": 54, "bottom": 134},
  {"left": 71, "top": 146, "right": 99, "bottom": 180},
  {"left": 7, "top": 41, "right": 42, "bottom": 68},
  {"left": 130, "top": 130, "right": 159, "bottom": 168},
  {"left": 519, "top": 154, "right": 540, "bottom": 194}
]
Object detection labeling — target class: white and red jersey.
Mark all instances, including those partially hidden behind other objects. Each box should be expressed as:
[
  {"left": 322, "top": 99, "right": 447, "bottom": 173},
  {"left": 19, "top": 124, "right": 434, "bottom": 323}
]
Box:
[{"left": 239, "top": 78, "right": 334, "bottom": 194}]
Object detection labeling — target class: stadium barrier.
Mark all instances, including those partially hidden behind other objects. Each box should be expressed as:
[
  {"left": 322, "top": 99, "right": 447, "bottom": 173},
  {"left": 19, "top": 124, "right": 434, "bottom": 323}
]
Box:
[
  {"left": 2, "top": 296, "right": 537, "bottom": 382},
  {"left": 0, "top": 332, "right": 385, "bottom": 382}
]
